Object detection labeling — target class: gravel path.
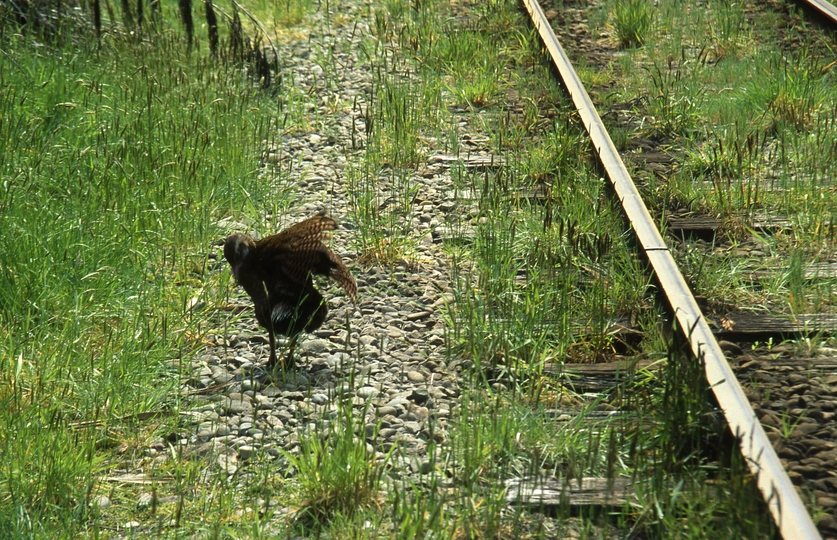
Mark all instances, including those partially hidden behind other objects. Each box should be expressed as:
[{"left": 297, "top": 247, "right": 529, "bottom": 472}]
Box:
[{"left": 178, "top": 2, "right": 477, "bottom": 496}]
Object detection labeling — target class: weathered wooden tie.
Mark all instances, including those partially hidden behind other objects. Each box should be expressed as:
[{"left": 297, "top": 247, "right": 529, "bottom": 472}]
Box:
[{"left": 506, "top": 477, "right": 638, "bottom": 508}]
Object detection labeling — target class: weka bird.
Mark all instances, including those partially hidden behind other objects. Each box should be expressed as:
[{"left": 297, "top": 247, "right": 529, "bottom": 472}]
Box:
[{"left": 224, "top": 211, "right": 357, "bottom": 369}]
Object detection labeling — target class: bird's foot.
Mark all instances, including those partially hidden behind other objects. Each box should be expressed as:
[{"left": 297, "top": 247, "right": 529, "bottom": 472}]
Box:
[
  {"left": 263, "top": 353, "right": 294, "bottom": 372},
  {"left": 281, "top": 353, "right": 295, "bottom": 370}
]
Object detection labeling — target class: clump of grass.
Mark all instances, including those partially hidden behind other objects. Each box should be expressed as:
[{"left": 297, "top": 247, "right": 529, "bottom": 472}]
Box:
[
  {"left": 520, "top": 125, "right": 586, "bottom": 183},
  {"left": 346, "top": 160, "right": 422, "bottom": 268},
  {"left": 283, "top": 401, "right": 390, "bottom": 524},
  {"left": 347, "top": 10, "right": 449, "bottom": 267},
  {"left": 390, "top": 483, "right": 448, "bottom": 538},
  {"left": 706, "top": 0, "right": 750, "bottom": 61},
  {"left": 266, "top": 0, "right": 313, "bottom": 27},
  {"left": 367, "top": 72, "right": 436, "bottom": 169},
  {"left": 447, "top": 395, "right": 535, "bottom": 539},
  {"left": 646, "top": 61, "right": 703, "bottom": 137},
  {"left": 764, "top": 51, "right": 828, "bottom": 132},
  {"left": 448, "top": 59, "right": 503, "bottom": 108},
  {"left": 446, "top": 211, "right": 574, "bottom": 375},
  {"left": 612, "top": 0, "right": 654, "bottom": 48},
  {"left": 446, "top": 160, "right": 649, "bottom": 371}
]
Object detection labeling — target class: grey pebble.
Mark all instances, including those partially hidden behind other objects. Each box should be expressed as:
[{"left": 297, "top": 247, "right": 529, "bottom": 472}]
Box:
[
  {"left": 406, "top": 370, "right": 426, "bottom": 383},
  {"left": 376, "top": 406, "right": 398, "bottom": 417},
  {"left": 357, "top": 386, "right": 379, "bottom": 399},
  {"left": 402, "top": 421, "right": 422, "bottom": 435},
  {"left": 225, "top": 400, "right": 253, "bottom": 414},
  {"left": 238, "top": 445, "right": 256, "bottom": 461},
  {"left": 300, "top": 338, "right": 331, "bottom": 355},
  {"left": 137, "top": 492, "right": 155, "bottom": 510},
  {"left": 241, "top": 379, "right": 261, "bottom": 392}
]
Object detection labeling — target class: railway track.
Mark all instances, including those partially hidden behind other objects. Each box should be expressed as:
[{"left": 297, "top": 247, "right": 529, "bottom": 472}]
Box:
[
  {"left": 805, "top": 0, "right": 837, "bottom": 23},
  {"left": 164, "top": 0, "right": 837, "bottom": 536},
  {"left": 522, "top": 0, "right": 837, "bottom": 537}
]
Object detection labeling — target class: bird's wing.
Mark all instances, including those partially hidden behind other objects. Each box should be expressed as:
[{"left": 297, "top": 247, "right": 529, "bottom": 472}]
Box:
[
  {"left": 256, "top": 213, "right": 335, "bottom": 282},
  {"left": 257, "top": 212, "right": 357, "bottom": 301},
  {"left": 272, "top": 212, "right": 337, "bottom": 250}
]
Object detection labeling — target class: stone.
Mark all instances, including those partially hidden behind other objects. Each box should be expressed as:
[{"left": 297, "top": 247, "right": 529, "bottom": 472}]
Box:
[
  {"left": 818, "top": 496, "right": 837, "bottom": 509},
  {"left": 376, "top": 406, "right": 398, "bottom": 417},
  {"left": 225, "top": 399, "right": 253, "bottom": 414},
  {"left": 790, "top": 423, "right": 819, "bottom": 438},
  {"left": 406, "top": 370, "right": 426, "bottom": 383},
  {"left": 718, "top": 340, "right": 742, "bottom": 356},
  {"left": 818, "top": 514, "right": 837, "bottom": 531},
  {"left": 408, "top": 388, "right": 430, "bottom": 406},
  {"left": 238, "top": 445, "right": 256, "bottom": 461},
  {"left": 241, "top": 379, "right": 261, "bottom": 392},
  {"left": 300, "top": 338, "right": 331, "bottom": 355},
  {"left": 379, "top": 428, "right": 398, "bottom": 439},
  {"left": 402, "top": 421, "right": 421, "bottom": 435},
  {"left": 137, "top": 492, "right": 155, "bottom": 510},
  {"left": 357, "top": 386, "right": 379, "bottom": 399},
  {"left": 409, "top": 405, "right": 430, "bottom": 421}
]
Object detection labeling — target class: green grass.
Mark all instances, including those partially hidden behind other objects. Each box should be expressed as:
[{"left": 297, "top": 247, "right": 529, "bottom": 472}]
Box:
[
  {"left": 612, "top": 0, "right": 655, "bottom": 48},
  {"left": 581, "top": 0, "right": 837, "bottom": 319},
  {"left": 0, "top": 16, "right": 282, "bottom": 537},
  {"left": 0, "top": 0, "right": 791, "bottom": 537},
  {"left": 363, "top": 1, "right": 775, "bottom": 538},
  {"left": 553, "top": 0, "right": 837, "bottom": 528},
  {"left": 283, "top": 400, "right": 391, "bottom": 526}
]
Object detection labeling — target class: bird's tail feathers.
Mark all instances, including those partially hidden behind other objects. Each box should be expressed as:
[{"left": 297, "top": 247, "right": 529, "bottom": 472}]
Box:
[{"left": 330, "top": 266, "right": 357, "bottom": 303}]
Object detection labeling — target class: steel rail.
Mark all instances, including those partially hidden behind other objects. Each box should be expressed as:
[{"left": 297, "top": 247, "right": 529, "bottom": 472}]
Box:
[
  {"left": 804, "top": 0, "right": 837, "bottom": 24},
  {"left": 520, "top": 0, "right": 822, "bottom": 537}
]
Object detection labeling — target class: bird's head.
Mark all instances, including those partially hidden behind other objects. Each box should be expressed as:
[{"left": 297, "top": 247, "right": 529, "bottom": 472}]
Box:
[{"left": 223, "top": 233, "right": 256, "bottom": 283}]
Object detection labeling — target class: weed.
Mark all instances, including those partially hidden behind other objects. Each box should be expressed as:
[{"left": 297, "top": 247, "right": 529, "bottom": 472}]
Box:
[
  {"left": 283, "top": 400, "right": 391, "bottom": 525},
  {"left": 764, "top": 49, "right": 828, "bottom": 131},
  {"left": 346, "top": 160, "right": 422, "bottom": 268},
  {"left": 706, "top": 0, "right": 750, "bottom": 61},
  {"left": 448, "top": 58, "right": 503, "bottom": 108},
  {"left": 612, "top": 0, "right": 655, "bottom": 48},
  {"left": 646, "top": 61, "right": 703, "bottom": 137},
  {"left": 775, "top": 409, "right": 808, "bottom": 440}
]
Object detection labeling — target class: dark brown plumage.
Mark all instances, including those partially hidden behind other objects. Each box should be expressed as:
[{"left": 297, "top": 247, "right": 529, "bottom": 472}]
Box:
[{"left": 224, "top": 211, "right": 357, "bottom": 369}]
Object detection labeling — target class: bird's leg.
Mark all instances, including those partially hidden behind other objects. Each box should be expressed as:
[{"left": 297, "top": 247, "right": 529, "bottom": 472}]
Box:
[{"left": 267, "top": 329, "right": 277, "bottom": 368}]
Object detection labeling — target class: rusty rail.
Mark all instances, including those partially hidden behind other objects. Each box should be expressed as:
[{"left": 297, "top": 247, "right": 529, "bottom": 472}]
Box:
[{"left": 520, "top": 0, "right": 822, "bottom": 537}]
